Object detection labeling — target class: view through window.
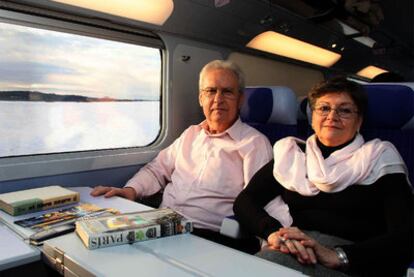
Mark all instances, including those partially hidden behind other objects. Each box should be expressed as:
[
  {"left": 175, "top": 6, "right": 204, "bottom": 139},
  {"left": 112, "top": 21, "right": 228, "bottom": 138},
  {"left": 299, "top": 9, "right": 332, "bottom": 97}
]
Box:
[{"left": 0, "top": 22, "right": 161, "bottom": 157}]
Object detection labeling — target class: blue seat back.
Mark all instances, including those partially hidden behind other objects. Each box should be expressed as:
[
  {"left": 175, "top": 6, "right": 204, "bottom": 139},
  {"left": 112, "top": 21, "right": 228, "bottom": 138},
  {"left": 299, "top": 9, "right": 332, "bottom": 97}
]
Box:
[
  {"left": 297, "top": 97, "right": 312, "bottom": 140},
  {"left": 361, "top": 84, "right": 414, "bottom": 185},
  {"left": 240, "top": 87, "right": 298, "bottom": 144}
]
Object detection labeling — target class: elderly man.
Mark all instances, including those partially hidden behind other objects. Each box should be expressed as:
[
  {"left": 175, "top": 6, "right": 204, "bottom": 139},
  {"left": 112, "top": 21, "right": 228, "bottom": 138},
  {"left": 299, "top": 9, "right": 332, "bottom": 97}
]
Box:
[{"left": 91, "top": 60, "right": 272, "bottom": 253}]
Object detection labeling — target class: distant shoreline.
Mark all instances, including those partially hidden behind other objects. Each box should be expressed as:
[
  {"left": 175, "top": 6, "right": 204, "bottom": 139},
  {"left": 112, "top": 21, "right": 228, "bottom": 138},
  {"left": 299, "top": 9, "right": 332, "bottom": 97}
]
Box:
[{"left": 0, "top": 91, "right": 157, "bottom": 102}]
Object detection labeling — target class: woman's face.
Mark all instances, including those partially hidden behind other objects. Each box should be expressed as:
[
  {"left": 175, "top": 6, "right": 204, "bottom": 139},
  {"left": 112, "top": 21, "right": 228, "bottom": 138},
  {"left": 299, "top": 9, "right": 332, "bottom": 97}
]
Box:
[{"left": 312, "top": 92, "right": 362, "bottom": 147}]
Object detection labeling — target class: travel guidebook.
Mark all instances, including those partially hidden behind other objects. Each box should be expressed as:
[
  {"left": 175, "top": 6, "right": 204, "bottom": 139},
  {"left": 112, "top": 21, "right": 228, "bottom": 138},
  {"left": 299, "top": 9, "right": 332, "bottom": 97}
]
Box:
[
  {"left": 0, "top": 186, "right": 80, "bottom": 216},
  {"left": 76, "top": 208, "right": 193, "bottom": 249}
]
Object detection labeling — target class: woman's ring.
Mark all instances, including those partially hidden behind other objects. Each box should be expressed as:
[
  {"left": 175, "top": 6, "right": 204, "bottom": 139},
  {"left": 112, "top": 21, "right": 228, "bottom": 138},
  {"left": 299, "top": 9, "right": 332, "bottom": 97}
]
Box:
[{"left": 279, "top": 236, "right": 287, "bottom": 243}]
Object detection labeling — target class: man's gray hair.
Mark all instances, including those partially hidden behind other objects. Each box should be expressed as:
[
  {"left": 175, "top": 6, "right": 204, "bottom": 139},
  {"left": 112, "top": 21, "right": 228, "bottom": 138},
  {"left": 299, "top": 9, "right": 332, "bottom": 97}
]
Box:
[{"left": 199, "top": 60, "right": 245, "bottom": 93}]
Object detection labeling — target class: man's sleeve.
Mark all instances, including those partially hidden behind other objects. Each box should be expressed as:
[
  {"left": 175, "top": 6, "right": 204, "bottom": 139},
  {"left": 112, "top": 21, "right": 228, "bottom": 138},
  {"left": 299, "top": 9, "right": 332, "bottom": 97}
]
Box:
[
  {"left": 243, "top": 135, "right": 273, "bottom": 187},
  {"left": 124, "top": 130, "right": 185, "bottom": 198}
]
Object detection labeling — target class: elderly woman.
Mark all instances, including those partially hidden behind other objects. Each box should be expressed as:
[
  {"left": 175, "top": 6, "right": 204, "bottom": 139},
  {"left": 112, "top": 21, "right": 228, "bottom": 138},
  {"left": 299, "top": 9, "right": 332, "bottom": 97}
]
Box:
[{"left": 234, "top": 77, "right": 413, "bottom": 276}]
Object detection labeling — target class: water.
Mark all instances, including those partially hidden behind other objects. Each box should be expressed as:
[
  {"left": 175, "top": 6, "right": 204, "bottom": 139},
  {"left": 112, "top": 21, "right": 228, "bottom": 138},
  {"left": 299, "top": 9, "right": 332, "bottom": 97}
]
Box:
[{"left": 0, "top": 101, "right": 160, "bottom": 157}]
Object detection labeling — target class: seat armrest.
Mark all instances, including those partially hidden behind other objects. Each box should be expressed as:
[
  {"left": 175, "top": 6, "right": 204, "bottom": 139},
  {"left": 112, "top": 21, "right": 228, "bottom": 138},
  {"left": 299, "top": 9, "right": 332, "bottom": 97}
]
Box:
[
  {"left": 407, "top": 261, "right": 414, "bottom": 277},
  {"left": 219, "top": 216, "right": 249, "bottom": 239}
]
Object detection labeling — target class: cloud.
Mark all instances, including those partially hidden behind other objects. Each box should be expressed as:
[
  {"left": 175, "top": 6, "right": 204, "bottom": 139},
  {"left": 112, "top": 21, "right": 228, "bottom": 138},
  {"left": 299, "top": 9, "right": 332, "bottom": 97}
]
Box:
[
  {"left": 0, "top": 21, "right": 161, "bottom": 100},
  {"left": 0, "top": 61, "right": 78, "bottom": 83}
]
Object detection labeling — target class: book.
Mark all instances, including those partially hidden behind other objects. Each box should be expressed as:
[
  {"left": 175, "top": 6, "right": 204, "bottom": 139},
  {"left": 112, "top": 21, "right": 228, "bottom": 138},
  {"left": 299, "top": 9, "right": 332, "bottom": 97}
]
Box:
[
  {"left": 29, "top": 224, "right": 76, "bottom": 246},
  {"left": 75, "top": 208, "right": 193, "bottom": 249},
  {"left": 0, "top": 186, "right": 80, "bottom": 216},
  {"left": 14, "top": 203, "right": 118, "bottom": 230}
]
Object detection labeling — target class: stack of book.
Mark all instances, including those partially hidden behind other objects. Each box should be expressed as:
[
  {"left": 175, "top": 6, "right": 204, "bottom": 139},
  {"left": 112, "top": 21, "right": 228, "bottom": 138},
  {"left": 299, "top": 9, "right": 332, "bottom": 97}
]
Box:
[
  {"left": 76, "top": 208, "right": 193, "bottom": 249},
  {"left": 17, "top": 203, "right": 119, "bottom": 245}
]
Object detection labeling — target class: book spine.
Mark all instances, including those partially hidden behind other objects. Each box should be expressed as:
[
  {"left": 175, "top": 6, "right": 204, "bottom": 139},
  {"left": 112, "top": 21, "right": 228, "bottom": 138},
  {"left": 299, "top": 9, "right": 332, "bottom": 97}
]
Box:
[
  {"left": 159, "top": 217, "right": 193, "bottom": 237},
  {"left": 88, "top": 225, "right": 161, "bottom": 250},
  {"left": 10, "top": 192, "right": 80, "bottom": 216},
  {"left": 0, "top": 200, "right": 14, "bottom": 215}
]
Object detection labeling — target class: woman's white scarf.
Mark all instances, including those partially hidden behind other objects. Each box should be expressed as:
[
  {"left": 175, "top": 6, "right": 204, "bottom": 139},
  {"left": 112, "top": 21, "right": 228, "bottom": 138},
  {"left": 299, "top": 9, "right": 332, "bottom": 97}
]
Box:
[
  {"left": 265, "top": 134, "right": 408, "bottom": 228},
  {"left": 273, "top": 134, "right": 408, "bottom": 195}
]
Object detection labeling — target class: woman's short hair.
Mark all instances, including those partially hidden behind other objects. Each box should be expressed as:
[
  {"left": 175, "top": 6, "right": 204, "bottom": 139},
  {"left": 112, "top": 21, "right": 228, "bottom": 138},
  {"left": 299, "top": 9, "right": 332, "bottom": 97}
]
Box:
[
  {"left": 199, "top": 60, "right": 245, "bottom": 93},
  {"left": 308, "top": 77, "right": 368, "bottom": 116}
]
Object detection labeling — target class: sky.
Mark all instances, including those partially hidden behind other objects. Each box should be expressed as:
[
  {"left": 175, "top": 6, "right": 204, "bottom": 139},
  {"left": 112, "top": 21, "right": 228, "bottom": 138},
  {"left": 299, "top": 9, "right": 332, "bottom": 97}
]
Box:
[{"left": 0, "top": 22, "right": 161, "bottom": 100}]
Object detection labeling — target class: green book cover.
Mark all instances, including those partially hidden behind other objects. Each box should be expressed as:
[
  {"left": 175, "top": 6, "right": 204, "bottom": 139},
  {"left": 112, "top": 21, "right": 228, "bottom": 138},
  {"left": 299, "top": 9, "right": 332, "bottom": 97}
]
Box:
[{"left": 0, "top": 186, "right": 80, "bottom": 216}]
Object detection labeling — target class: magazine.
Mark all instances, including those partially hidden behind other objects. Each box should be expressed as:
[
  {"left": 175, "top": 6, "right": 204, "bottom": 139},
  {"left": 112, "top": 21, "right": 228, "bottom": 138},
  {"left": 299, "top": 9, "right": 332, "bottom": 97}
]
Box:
[{"left": 15, "top": 203, "right": 118, "bottom": 230}]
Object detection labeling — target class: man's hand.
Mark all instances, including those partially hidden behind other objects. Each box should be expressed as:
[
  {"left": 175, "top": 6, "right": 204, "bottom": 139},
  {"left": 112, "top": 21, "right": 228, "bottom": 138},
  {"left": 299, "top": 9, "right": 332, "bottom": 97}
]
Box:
[{"left": 90, "top": 186, "right": 136, "bottom": 201}]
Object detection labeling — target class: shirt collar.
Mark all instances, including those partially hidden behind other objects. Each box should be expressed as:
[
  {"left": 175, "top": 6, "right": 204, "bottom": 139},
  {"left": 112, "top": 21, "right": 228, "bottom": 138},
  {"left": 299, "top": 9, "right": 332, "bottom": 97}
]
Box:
[{"left": 199, "top": 118, "right": 243, "bottom": 141}]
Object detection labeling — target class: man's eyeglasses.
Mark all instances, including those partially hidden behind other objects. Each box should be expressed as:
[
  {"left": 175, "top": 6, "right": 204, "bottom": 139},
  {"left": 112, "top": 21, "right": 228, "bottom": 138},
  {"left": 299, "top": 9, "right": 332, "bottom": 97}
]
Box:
[
  {"left": 201, "top": 87, "right": 238, "bottom": 99},
  {"left": 313, "top": 104, "right": 358, "bottom": 119}
]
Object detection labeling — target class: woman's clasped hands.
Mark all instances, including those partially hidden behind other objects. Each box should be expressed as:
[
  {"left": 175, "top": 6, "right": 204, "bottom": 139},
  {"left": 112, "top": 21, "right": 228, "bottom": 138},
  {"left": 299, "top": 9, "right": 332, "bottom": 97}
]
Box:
[{"left": 267, "top": 227, "right": 342, "bottom": 269}]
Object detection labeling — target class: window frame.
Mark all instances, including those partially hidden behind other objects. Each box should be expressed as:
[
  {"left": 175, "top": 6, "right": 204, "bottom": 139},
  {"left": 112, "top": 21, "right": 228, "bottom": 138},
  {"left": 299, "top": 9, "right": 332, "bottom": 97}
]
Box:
[{"left": 0, "top": 9, "right": 169, "bottom": 182}]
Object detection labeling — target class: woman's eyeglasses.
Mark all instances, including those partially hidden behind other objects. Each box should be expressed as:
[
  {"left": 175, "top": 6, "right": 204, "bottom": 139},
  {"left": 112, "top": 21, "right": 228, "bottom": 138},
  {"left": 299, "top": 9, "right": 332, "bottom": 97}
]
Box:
[{"left": 313, "top": 104, "right": 358, "bottom": 119}]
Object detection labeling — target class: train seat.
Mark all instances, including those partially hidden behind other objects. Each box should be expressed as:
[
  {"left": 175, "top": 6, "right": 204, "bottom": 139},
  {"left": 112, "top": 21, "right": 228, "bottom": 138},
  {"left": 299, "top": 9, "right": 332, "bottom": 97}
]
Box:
[
  {"left": 240, "top": 86, "right": 298, "bottom": 145},
  {"left": 361, "top": 84, "right": 414, "bottom": 186},
  {"left": 297, "top": 97, "right": 313, "bottom": 140},
  {"left": 221, "top": 86, "right": 298, "bottom": 239}
]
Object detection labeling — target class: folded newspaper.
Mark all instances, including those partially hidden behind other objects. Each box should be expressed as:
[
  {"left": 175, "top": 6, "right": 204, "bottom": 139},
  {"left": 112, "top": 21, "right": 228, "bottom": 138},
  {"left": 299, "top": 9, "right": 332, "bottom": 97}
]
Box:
[{"left": 76, "top": 208, "right": 193, "bottom": 249}]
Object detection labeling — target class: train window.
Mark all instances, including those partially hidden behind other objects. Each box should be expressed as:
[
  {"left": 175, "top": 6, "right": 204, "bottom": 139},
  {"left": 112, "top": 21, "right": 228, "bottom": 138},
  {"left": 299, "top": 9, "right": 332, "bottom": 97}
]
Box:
[{"left": 0, "top": 21, "right": 161, "bottom": 157}]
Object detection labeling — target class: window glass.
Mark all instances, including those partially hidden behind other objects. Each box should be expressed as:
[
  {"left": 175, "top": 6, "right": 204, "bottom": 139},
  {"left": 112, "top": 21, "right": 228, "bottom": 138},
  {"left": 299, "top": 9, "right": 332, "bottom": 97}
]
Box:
[{"left": 0, "top": 21, "right": 161, "bottom": 157}]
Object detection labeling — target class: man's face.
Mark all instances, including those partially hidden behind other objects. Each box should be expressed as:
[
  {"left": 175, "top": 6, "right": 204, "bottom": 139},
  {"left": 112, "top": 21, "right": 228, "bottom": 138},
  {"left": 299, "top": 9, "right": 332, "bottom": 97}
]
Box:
[{"left": 199, "top": 69, "right": 244, "bottom": 133}]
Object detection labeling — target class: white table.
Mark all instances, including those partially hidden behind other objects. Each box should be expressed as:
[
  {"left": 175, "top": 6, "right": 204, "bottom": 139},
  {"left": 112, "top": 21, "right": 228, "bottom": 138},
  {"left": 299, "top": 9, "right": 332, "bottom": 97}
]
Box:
[
  {"left": 3, "top": 187, "right": 305, "bottom": 276},
  {"left": 0, "top": 222, "right": 40, "bottom": 271},
  {"left": 44, "top": 231, "right": 304, "bottom": 277}
]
